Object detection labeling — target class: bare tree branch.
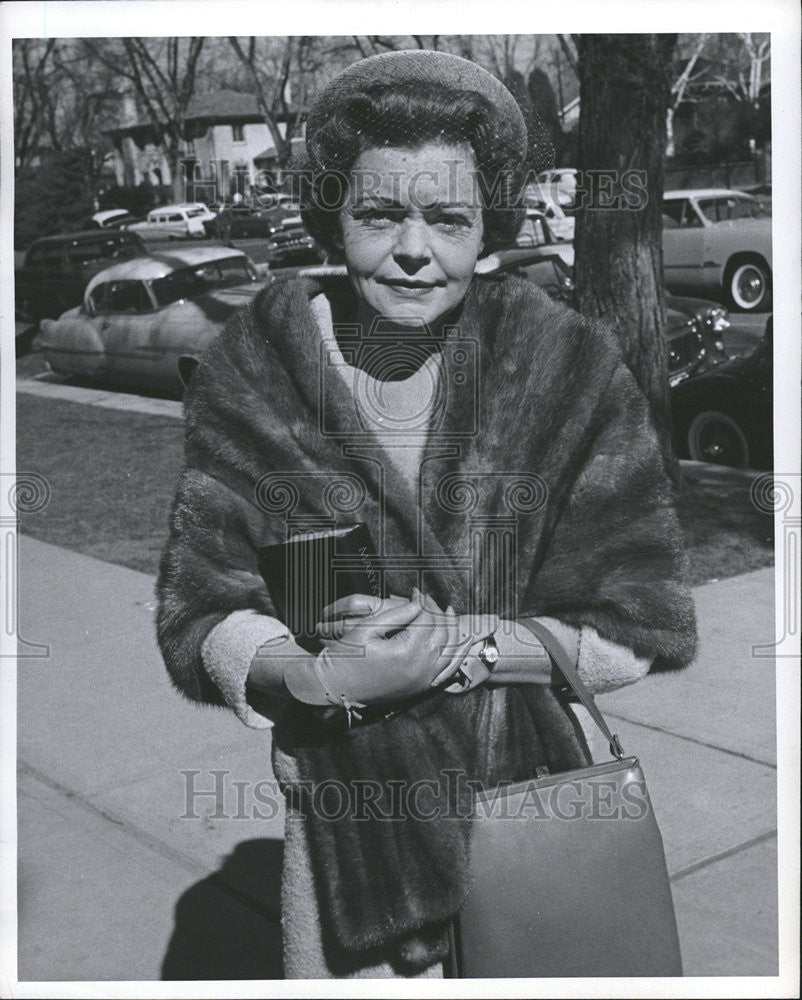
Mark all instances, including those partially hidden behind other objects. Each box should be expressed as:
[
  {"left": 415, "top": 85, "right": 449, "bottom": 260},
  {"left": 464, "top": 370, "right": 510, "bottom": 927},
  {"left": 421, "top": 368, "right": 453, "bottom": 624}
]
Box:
[
  {"left": 557, "top": 34, "right": 579, "bottom": 76},
  {"left": 670, "top": 33, "right": 708, "bottom": 109},
  {"left": 228, "top": 36, "right": 291, "bottom": 164}
]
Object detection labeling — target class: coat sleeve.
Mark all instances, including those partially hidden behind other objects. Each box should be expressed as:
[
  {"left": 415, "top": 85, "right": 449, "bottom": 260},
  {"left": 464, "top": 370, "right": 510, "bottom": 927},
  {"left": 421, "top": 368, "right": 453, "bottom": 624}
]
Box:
[
  {"left": 527, "top": 360, "right": 698, "bottom": 671},
  {"left": 155, "top": 465, "right": 281, "bottom": 708}
]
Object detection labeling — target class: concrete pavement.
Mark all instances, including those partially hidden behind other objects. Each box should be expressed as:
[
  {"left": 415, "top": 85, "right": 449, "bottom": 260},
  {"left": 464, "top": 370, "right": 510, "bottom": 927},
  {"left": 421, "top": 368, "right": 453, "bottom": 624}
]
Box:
[{"left": 14, "top": 534, "right": 782, "bottom": 985}]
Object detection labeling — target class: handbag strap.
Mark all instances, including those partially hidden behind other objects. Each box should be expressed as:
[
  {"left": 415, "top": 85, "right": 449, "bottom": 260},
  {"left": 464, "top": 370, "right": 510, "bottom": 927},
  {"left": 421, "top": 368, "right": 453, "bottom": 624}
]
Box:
[{"left": 516, "top": 617, "right": 625, "bottom": 760}]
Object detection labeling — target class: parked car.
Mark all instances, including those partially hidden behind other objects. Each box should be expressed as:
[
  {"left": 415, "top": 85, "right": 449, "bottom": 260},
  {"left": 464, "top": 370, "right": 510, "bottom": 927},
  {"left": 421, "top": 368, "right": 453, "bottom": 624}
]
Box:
[
  {"left": 128, "top": 202, "right": 217, "bottom": 241},
  {"left": 662, "top": 189, "right": 772, "bottom": 312},
  {"left": 15, "top": 229, "right": 149, "bottom": 324},
  {"left": 254, "top": 194, "right": 303, "bottom": 228},
  {"left": 476, "top": 245, "right": 576, "bottom": 301},
  {"left": 203, "top": 205, "right": 278, "bottom": 239},
  {"left": 37, "top": 247, "right": 263, "bottom": 395},
  {"left": 671, "top": 315, "right": 772, "bottom": 468},
  {"left": 264, "top": 225, "right": 326, "bottom": 270},
  {"left": 477, "top": 245, "right": 731, "bottom": 386},
  {"left": 84, "top": 209, "right": 144, "bottom": 229},
  {"left": 534, "top": 167, "right": 578, "bottom": 206},
  {"left": 516, "top": 206, "right": 574, "bottom": 246}
]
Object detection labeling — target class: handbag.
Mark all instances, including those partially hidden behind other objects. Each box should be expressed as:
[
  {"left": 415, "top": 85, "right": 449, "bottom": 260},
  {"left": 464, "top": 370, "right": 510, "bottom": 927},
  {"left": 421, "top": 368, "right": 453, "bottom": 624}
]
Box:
[{"left": 448, "top": 617, "right": 682, "bottom": 979}]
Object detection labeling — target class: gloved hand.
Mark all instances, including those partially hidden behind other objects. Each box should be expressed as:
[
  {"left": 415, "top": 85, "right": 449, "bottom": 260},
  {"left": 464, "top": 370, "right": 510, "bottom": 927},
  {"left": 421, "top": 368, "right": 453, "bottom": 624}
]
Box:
[{"left": 311, "top": 589, "right": 475, "bottom": 707}]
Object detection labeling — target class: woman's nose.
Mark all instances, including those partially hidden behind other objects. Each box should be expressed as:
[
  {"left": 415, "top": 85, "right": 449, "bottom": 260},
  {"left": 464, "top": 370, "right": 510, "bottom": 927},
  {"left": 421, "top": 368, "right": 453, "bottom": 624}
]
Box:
[{"left": 392, "top": 219, "right": 431, "bottom": 272}]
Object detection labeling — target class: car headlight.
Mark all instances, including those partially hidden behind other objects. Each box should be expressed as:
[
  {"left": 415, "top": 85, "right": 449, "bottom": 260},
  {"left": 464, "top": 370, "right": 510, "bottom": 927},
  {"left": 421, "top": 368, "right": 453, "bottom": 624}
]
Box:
[{"left": 705, "top": 307, "right": 731, "bottom": 333}]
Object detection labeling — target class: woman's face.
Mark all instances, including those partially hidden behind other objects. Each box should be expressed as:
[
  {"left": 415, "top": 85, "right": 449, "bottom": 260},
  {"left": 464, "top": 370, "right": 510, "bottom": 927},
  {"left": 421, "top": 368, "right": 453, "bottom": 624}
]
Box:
[{"left": 339, "top": 142, "right": 484, "bottom": 326}]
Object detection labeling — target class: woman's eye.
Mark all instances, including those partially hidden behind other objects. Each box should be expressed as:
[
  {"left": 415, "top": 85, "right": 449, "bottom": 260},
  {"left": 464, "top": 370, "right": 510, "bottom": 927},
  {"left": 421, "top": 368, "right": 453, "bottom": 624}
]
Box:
[
  {"left": 352, "top": 209, "right": 402, "bottom": 227},
  {"left": 431, "top": 213, "right": 472, "bottom": 229}
]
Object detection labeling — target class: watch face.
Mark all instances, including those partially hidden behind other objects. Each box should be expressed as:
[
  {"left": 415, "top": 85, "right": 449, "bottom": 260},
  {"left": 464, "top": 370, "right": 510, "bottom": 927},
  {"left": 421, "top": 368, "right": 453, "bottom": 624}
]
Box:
[{"left": 483, "top": 638, "right": 500, "bottom": 666}]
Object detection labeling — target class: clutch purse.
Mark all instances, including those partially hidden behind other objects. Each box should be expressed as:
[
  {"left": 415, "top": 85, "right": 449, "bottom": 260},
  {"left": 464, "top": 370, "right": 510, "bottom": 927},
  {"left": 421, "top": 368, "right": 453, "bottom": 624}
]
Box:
[
  {"left": 449, "top": 617, "right": 682, "bottom": 979},
  {"left": 257, "top": 522, "right": 385, "bottom": 653}
]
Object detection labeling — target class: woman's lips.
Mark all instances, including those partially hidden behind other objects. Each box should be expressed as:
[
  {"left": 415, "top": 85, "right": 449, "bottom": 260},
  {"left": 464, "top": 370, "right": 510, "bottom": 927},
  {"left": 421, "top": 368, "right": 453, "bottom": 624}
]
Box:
[{"left": 377, "top": 278, "right": 445, "bottom": 296}]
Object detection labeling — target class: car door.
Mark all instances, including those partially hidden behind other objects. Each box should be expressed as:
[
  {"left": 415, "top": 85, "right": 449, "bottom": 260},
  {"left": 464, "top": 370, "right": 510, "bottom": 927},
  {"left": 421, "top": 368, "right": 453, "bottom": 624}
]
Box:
[
  {"left": 94, "top": 280, "right": 164, "bottom": 385},
  {"left": 662, "top": 198, "right": 707, "bottom": 287},
  {"left": 16, "top": 245, "right": 57, "bottom": 320},
  {"left": 59, "top": 239, "right": 109, "bottom": 313}
]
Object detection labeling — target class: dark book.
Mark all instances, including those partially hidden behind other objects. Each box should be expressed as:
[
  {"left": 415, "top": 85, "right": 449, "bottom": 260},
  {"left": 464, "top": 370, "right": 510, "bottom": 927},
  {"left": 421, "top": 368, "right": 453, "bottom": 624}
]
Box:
[{"left": 257, "top": 523, "right": 386, "bottom": 652}]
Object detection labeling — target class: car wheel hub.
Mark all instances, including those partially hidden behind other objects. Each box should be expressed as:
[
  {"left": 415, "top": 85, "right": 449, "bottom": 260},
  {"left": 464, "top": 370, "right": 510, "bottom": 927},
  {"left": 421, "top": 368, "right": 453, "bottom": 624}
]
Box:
[
  {"left": 690, "top": 412, "right": 749, "bottom": 468},
  {"left": 737, "top": 270, "right": 763, "bottom": 303}
]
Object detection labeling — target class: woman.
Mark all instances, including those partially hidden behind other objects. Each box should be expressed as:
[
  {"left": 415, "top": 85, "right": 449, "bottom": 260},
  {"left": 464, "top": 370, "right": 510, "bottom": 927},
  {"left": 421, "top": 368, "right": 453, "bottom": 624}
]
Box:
[{"left": 157, "top": 50, "right": 696, "bottom": 979}]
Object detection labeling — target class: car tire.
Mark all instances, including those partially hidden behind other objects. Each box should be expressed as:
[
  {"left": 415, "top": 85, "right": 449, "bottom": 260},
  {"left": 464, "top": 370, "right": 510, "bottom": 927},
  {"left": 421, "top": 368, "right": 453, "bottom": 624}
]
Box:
[
  {"left": 725, "top": 258, "right": 772, "bottom": 312},
  {"left": 687, "top": 410, "right": 750, "bottom": 468}
]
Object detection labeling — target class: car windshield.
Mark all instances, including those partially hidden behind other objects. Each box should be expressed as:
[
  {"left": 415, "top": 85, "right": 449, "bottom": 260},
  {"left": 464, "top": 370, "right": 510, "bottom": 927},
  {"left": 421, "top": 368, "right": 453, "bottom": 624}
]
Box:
[
  {"left": 151, "top": 257, "right": 257, "bottom": 305},
  {"left": 696, "top": 196, "right": 769, "bottom": 222},
  {"left": 186, "top": 208, "right": 206, "bottom": 218}
]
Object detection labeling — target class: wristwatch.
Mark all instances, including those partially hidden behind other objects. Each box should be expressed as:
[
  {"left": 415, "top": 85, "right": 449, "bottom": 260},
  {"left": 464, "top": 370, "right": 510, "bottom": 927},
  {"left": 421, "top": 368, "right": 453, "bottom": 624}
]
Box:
[{"left": 478, "top": 633, "right": 499, "bottom": 671}]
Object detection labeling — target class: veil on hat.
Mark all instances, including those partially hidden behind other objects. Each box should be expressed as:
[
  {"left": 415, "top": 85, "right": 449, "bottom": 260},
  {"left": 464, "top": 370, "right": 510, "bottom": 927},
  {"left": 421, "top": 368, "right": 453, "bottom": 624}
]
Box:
[{"left": 294, "top": 49, "right": 554, "bottom": 181}]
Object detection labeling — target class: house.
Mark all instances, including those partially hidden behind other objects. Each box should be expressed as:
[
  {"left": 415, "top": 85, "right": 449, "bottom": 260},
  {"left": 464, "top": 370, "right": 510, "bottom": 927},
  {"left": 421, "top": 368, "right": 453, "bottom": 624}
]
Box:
[{"left": 105, "top": 89, "right": 307, "bottom": 202}]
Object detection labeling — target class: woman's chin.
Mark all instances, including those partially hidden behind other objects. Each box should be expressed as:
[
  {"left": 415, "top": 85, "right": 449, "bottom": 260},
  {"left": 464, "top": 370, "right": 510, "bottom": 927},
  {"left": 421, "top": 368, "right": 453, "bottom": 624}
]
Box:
[{"left": 364, "top": 291, "right": 465, "bottom": 328}]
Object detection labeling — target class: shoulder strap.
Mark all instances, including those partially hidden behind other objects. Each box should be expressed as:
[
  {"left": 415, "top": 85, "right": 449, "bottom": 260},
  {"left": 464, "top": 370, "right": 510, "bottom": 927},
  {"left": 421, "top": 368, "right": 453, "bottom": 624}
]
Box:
[{"left": 517, "top": 617, "right": 625, "bottom": 760}]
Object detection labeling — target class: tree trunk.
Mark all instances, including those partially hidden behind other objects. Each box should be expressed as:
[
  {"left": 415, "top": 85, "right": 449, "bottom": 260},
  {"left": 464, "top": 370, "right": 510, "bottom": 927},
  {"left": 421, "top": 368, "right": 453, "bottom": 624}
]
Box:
[
  {"left": 575, "top": 34, "right": 679, "bottom": 484},
  {"left": 168, "top": 133, "right": 185, "bottom": 202}
]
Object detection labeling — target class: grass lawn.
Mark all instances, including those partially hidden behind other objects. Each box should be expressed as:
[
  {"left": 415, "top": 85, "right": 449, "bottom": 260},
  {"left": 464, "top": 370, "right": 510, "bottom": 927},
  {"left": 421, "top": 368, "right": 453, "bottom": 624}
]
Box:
[
  {"left": 17, "top": 394, "right": 774, "bottom": 586},
  {"left": 17, "top": 395, "right": 184, "bottom": 574}
]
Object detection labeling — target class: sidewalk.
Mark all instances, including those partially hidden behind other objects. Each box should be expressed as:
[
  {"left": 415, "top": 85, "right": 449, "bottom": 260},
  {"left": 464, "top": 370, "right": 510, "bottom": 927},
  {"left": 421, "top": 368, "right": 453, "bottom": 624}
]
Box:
[{"left": 14, "top": 534, "right": 779, "bottom": 983}]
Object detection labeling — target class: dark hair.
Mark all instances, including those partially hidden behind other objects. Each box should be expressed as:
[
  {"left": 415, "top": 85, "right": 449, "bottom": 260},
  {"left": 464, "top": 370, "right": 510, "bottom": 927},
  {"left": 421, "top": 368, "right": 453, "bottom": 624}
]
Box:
[{"left": 299, "top": 82, "right": 528, "bottom": 255}]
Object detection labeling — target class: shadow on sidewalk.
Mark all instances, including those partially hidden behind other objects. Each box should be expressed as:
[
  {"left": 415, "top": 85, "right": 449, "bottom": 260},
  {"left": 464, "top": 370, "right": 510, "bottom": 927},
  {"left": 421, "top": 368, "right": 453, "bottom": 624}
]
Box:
[{"left": 161, "top": 838, "right": 284, "bottom": 980}]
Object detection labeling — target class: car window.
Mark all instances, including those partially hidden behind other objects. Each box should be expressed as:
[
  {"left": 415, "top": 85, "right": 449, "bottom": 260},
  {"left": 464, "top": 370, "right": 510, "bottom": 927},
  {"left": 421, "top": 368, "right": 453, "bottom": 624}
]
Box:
[
  {"left": 167, "top": 214, "right": 184, "bottom": 223},
  {"left": 151, "top": 257, "right": 256, "bottom": 306},
  {"left": 186, "top": 208, "right": 205, "bottom": 218},
  {"left": 87, "top": 283, "right": 112, "bottom": 312},
  {"left": 696, "top": 196, "right": 768, "bottom": 222},
  {"left": 108, "top": 281, "right": 152, "bottom": 313},
  {"left": 681, "top": 202, "right": 703, "bottom": 228},
  {"left": 25, "top": 246, "right": 47, "bottom": 265},
  {"left": 67, "top": 242, "right": 105, "bottom": 263},
  {"left": 662, "top": 200, "right": 685, "bottom": 226},
  {"left": 45, "top": 246, "right": 67, "bottom": 265},
  {"left": 112, "top": 237, "right": 143, "bottom": 260},
  {"left": 89, "top": 280, "right": 151, "bottom": 313},
  {"left": 518, "top": 216, "right": 550, "bottom": 246}
]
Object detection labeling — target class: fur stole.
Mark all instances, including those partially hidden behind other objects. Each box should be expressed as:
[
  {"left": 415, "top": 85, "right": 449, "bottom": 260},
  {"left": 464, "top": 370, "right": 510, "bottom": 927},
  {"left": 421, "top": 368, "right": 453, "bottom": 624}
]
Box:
[{"left": 156, "top": 272, "right": 696, "bottom": 971}]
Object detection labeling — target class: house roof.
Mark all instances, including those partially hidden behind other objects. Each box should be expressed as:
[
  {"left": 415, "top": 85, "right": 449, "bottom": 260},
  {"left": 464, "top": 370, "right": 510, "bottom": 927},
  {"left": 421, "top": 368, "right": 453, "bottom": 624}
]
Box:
[
  {"left": 184, "top": 90, "right": 263, "bottom": 122},
  {"left": 254, "top": 136, "right": 307, "bottom": 162},
  {"left": 105, "top": 90, "right": 307, "bottom": 137}
]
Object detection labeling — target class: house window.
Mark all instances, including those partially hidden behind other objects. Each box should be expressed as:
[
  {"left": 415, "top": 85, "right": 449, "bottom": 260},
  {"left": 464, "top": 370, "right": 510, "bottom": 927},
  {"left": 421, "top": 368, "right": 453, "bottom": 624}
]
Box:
[{"left": 232, "top": 124, "right": 245, "bottom": 143}]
